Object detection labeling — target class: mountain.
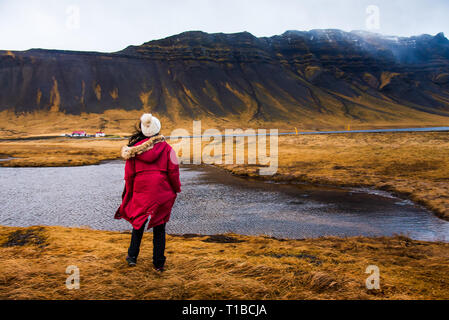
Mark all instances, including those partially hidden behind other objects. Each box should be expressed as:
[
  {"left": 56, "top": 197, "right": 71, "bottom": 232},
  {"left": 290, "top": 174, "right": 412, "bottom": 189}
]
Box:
[{"left": 1, "top": 29, "right": 449, "bottom": 124}]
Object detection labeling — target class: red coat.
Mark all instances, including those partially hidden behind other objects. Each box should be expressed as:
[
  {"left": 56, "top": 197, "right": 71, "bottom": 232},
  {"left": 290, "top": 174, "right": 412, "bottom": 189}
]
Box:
[{"left": 115, "top": 139, "right": 181, "bottom": 230}]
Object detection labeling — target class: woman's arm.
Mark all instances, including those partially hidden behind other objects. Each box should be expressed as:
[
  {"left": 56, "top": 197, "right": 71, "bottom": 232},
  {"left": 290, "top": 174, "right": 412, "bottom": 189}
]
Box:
[
  {"left": 120, "top": 158, "right": 136, "bottom": 202},
  {"left": 124, "top": 158, "right": 136, "bottom": 180},
  {"left": 167, "top": 148, "right": 181, "bottom": 193}
]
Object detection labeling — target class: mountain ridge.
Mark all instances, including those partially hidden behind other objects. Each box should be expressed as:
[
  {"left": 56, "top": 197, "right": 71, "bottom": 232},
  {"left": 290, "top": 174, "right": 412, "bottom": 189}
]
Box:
[{"left": 1, "top": 29, "right": 449, "bottom": 125}]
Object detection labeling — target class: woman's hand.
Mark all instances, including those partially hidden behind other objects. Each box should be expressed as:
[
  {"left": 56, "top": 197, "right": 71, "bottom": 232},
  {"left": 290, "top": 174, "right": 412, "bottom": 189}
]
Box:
[{"left": 121, "top": 146, "right": 132, "bottom": 159}]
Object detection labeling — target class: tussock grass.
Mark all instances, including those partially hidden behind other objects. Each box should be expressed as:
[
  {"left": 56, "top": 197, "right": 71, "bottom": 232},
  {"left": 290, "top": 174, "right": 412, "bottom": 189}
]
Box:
[
  {"left": 1, "top": 108, "right": 448, "bottom": 139},
  {"left": 0, "top": 139, "right": 123, "bottom": 167},
  {"left": 0, "top": 226, "right": 448, "bottom": 300},
  {"left": 1, "top": 131, "right": 448, "bottom": 300}
]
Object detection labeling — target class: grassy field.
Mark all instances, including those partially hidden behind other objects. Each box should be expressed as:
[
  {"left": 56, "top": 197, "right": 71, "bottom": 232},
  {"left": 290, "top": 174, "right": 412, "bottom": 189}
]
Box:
[
  {"left": 1, "top": 129, "right": 448, "bottom": 300},
  {"left": 0, "top": 225, "right": 448, "bottom": 300},
  {"left": 0, "top": 138, "right": 123, "bottom": 167},
  {"left": 1, "top": 109, "right": 448, "bottom": 139}
]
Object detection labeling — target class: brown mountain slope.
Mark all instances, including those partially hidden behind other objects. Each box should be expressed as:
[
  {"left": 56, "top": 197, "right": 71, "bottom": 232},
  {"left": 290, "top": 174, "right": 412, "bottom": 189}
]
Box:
[{"left": 1, "top": 29, "right": 449, "bottom": 135}]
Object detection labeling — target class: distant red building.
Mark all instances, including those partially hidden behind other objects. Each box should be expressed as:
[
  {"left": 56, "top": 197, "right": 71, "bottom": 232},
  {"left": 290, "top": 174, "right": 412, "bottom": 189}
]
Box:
[{"left": 71, "top": 131, "right": 86, "bottom": 137}]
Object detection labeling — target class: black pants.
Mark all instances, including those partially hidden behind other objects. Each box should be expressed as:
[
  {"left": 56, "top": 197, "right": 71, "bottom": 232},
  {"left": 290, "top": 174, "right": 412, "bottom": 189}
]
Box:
[{"left": 128, "top": 222, "right": 166, "bottom": 269}]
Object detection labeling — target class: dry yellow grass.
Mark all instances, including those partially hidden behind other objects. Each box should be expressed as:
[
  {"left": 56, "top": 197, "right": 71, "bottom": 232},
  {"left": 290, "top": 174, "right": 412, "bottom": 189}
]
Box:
[
  {"left": 0, "top": 109, "right": 293, "bottom": 139},
  {"left": 0, "top": 225, "right": 448, "bottom": 300},
  {"left": 0, "top": 138, "right": 123, "bottom": 167},
  {"left": 1, "top": 132, "right": 448, "bottom": 300},
  {"left": 1, "top": 108, "right": 448, "bottom": 139}
]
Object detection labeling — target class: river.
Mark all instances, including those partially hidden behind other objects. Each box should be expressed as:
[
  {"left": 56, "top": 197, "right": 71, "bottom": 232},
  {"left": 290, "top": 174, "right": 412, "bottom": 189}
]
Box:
[{"left": 0, "top": 160, "right": 448, "bottom": 241}]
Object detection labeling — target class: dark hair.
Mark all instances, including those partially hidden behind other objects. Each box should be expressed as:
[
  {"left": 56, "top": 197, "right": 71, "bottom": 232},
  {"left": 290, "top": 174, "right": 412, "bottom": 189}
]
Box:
[{"left": 127, "top": 121, "right": 147, "bottom": 146}]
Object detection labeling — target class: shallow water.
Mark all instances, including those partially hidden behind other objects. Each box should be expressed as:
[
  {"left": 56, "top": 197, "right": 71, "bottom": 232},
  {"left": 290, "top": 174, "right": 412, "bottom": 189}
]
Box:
[{"left": 0, "top": 161, "right": 448, "bottom": 241}]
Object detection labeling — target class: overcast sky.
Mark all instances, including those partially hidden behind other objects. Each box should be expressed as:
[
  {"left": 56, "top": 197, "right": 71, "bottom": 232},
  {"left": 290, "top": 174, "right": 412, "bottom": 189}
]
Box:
[{"left": 0, "top": 0, "right": 447, "bottom": 52}]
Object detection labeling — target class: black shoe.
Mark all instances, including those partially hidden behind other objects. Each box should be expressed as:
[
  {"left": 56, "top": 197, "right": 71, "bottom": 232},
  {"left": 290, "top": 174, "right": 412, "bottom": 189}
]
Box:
[
  {"left": 126, "top": 255, "right": 137, "bottom": 267},
  {"left": 154, "top": 266, "right": 164, "bottom": 273}
]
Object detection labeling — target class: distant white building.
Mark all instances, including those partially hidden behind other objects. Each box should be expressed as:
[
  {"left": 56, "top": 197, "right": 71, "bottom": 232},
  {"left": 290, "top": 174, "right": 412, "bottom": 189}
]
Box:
[{"left": 95, "top": 132, "right": 106, "bottom": 137}]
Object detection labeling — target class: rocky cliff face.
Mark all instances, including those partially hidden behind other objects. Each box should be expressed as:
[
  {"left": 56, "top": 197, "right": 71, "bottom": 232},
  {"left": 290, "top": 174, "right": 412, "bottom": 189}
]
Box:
[{"left": 1, "top": 29, "right": 449, "bottom": 122}]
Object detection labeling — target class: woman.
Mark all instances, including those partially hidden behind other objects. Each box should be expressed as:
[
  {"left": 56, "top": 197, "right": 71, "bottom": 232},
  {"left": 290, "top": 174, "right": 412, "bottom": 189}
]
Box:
[{"left": 115, "top": 113, "right": 181, "bottom": 272}]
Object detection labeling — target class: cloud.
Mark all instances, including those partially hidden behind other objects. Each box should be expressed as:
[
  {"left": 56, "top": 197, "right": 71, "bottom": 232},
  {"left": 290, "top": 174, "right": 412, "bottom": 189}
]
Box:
[{"left": 0, "top": 0, "right": 447, "bottom": 52}]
